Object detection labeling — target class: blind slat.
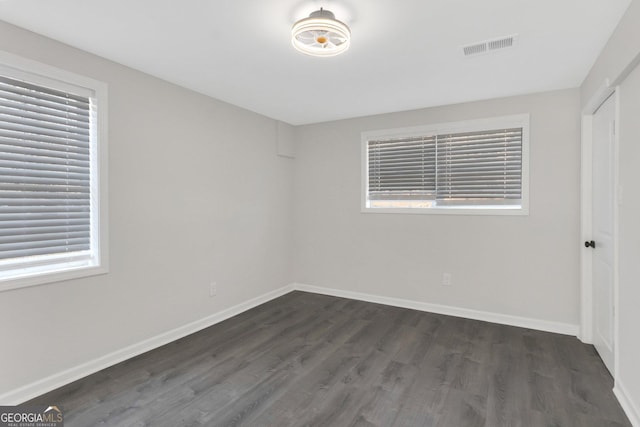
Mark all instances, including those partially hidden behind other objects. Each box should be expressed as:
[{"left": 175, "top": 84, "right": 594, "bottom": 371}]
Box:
[
  {"left": 0, "top": 136, "right": 90, "bottom": 155},
  {"left": 0, "top": 218, "right": 90, "bottom": 230},
  {"left": 0, "top": 159, "right": 90, "bottom": 174},
  {"left": 0, "top": 244, "right": 90, "bottom": 260},
  {"left": 0, "top": 230, "right": 90, "bottom": 245},
  {"left": 0, "top": 98, "right": 90, "bottom": 124},
  {"left": 0, "top": 175, "right": 89, "bottom": 187},
  {"left": 0, "top": 143, "right": 90, "bottom": 163},
  {"left": 0, "top": 224, "right": 89, "bottom": 237},
  {"left": 0, "top": 104, "right": 90, "bottom": 129},
  {"left": 1, "top": 152, "right": 90, "bottom": 168},
  {"left": 0, "top": 120, "right": 90, "bottom": 142},
  {"left": 0, "top": 128, "right": 89, "bottom": 147},
  {"left": 0, "top": 77, "right": 91, "bottom": 108}
]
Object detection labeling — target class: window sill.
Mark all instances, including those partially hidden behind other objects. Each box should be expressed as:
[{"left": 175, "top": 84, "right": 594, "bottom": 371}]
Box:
[
  {"left": 0, "top": 263, "right": 108, "bottom": 293},
  {"left": 361, "top": 206, "right": 529, "bottom": 216}
]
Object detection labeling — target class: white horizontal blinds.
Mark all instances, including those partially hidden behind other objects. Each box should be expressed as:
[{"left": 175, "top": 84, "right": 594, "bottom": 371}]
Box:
[
  {"left": 0, "top": 75, "right": 91, "bottom": 261},
  {"left": 367, "top": 127, "right": 523, "bottom": 206},
  {"left": 368, "top": 136, "right": 437, "bottom": 200},
  {"left": 436, "top": 128, "right": 522, "bottom": 205}
]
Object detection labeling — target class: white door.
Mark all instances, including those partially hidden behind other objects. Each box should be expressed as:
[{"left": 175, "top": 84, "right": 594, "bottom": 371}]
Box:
[{"left": 591, "top": 93, "right": 616, "bottom": 374}]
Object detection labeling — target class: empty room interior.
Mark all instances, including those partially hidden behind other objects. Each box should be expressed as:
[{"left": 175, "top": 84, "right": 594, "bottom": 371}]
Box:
[{"left": 0, "top": 1, "right": 639, "bottom": 426}]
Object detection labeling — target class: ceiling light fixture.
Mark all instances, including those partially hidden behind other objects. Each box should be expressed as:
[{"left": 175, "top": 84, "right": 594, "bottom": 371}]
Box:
[{"left": 291, "top": 8, "right": 351, "bottom": 57}]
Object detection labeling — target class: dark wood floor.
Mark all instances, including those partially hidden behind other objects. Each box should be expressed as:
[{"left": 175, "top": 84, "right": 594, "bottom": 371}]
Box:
[{"left": 28, "top": 291, "right": 630, "bottom": 427}]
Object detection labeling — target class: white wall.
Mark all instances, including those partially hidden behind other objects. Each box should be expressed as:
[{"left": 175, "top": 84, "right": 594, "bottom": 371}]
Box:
[
  {"left": 0, "top": 21, "right": 293, "bottom": 399},
  {"left": 581, "top": 1, "right": 640, "bottom": 102},
  {"left": 582, "top": 2, "right": 640, "bottom": 424},
  {"left": 293, "top": 89, "right": 581, "bottom": 328},
  {"left": 617, "top": 60, "right": 640, "bottom": 427}
]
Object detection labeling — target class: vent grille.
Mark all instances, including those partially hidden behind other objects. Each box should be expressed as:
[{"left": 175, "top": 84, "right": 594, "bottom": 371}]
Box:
[
  {"left": 488, "top": 37, "right": 514, "bottom": 50},
  {"left": 463, "top": 35, "right": 518, "bottom": 57},
  {"left": 463, "top": 43, "right": 487, "bottom": 56}
]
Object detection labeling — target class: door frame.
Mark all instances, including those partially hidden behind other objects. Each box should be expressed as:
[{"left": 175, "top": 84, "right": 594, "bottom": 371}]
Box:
[{"left": 580, "top": 79, "right": 620, "bottom": 378}]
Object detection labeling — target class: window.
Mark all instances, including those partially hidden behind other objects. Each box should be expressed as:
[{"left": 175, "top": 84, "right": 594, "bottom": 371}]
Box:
[
  {"left": 362, "top": 115, "right": 529, "bottom": 215},
  {"left": 0, "top": 52, "right": 108, "bottom": 291}
]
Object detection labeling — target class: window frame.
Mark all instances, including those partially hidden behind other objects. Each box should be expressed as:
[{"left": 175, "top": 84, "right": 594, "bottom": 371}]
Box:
[
  {"left": 0, "top": 50, "right": 108, "bottom": 292},
  {"left": 361, "top": 114, "right": 530, "bottom": 215}
]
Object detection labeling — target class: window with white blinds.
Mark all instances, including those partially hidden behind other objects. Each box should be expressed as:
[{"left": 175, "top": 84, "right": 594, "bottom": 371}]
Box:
[
  {"left": 0, "top": 53, "right": 108, "bottom": 291},
  {"left": 362, "top": 115, "right": 529, "bottom": 214}
]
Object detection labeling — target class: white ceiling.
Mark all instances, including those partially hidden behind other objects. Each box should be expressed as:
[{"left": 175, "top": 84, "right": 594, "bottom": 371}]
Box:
[{"left": 0, "top": 0, "right": 632, "bottom": 125}]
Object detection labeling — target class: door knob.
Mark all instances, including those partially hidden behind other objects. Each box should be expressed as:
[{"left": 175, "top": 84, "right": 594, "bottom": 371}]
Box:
[{"left": 584, "top": 240, "right": 596, "bottom": 248}]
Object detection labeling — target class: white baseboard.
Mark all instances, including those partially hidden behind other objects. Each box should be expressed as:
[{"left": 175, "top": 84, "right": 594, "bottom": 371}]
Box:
[
  {"left": 1, "top": 282, "right": 582, "bottom": 405},
  {"left": 614, "top": 382, "right": 640, "bottom": 427},
  {"left": 293, "top": 283, "right": 579, "bottom": 336},
  {"left": 0, "top": 284, "right": 295, "bottom": 405}
]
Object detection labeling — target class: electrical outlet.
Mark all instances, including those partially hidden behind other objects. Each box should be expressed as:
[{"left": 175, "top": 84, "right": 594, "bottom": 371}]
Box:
[
  {"left": 442, "top": 273, "right": 452, "bottom": 286},
  {"left": 209, "top": 282, "right": 217, "bottom": 297}
]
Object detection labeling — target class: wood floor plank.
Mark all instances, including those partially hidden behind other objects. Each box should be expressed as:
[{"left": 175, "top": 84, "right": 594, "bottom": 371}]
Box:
[{"left": 26, "top": 291, "right": 632, "bottom": 427}]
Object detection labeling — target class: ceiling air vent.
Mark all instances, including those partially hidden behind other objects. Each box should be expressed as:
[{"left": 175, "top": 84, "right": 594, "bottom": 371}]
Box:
[
  {"left": 463, "top": 35, "right": 518, "bottom": 57},
  {"left": 463, "top": 43, "right": 487, "bottom": 56}
]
